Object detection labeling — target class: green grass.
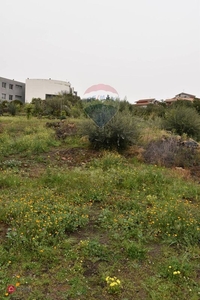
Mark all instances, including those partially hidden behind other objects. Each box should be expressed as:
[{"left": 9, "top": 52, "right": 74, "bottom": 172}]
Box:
[
  {"left": 0, "top": 116, "right": 199, "bottom": 299},
  {"left": 0, "top": 116, "right": 60, "bottom": 159}
]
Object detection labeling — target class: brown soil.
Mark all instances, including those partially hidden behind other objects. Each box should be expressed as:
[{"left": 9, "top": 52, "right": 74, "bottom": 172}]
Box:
[
  {"left": 48, "top": 147, "right": 103, "bottom": 168},
  {"left": 83, "top": 260, "right": 99, "bottom": 277}
]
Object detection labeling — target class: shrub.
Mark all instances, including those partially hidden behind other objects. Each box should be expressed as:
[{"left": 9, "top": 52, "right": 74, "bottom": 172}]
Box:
[
  {"left": 163, "top": 107, "right": 200, "bottom": 140},
  {"left": 25, "top": 104, "right": 34, "bottom": 119},
  {"left": 7, "top": 102, "right": 17, "bottom": 116},
  {"left": 31, "top": 94, "right": 83, "bottom": 118},
  {"left": 80, "top": 111, "right": 139, "bottom": 150},
  {"left": 143, "top": 136, "right": 200, "bottom": 168}
]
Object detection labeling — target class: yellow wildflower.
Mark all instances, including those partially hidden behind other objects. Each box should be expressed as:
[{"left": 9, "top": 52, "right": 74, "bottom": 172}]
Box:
[
  {"left": 110, "top": 282, "right": 118, "bottom": 287},
  {"left": 116, "top": 279, "right": 121, "bottom": 284}
]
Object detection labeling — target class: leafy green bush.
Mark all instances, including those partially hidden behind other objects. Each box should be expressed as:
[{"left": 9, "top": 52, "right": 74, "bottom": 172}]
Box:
[
  {"left": 80, "top": 111, "right": 139, "bottom": 150},
  {"left": 7, "top": 102, "right": 17, "bottom": 116},
  {"left": 163, "top": 107, "right": 200, "bottom": 140},
  {"left": 31, "top": 93, "right": 83, "bottom": 118}
]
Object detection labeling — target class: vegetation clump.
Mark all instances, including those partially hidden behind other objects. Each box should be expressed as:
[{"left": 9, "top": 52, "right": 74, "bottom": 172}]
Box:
[
  {"left": 143, "top": 136, "right": 200, "bottom": 167},
  {"left": 81, "top": 110, "right": 139, "bottom": 150},
  {"left": 163, "top": 106, "right": 200, "bottom": 140}
]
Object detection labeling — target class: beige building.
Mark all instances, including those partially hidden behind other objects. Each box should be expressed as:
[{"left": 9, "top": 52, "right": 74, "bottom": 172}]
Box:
[
  {"left": 165, "top": 92, "right": 196, "bottom": 105},
  {"left": 134, "top": 98, "right": 158, "bottom": 107},
  {"left": 25, "top": 78, "right": 75, "bottom": 103}
]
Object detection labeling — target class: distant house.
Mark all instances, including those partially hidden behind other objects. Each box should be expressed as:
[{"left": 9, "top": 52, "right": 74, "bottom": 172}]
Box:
[
  {"left": 165, "top": 92, "right": 196, "bottom": 105},
  {"left": 175, "top": 92, "right": 196, "bottom": 99},
  {"left": 134, "top": 98, "right": 158, "bottom": 107}
]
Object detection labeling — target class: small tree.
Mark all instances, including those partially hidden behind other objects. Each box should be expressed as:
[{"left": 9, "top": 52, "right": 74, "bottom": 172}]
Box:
[
  {"left": 25, "top": 104, "right": 34, "bottom": 119},
  {"left": 163, "top": 106, "right": 200, "bottom": 140},
  {"left": 80, "top": 110, "right": 139, "bottom": 150},
  {"left": 7, "top": 102, "right": 17, "bottom": 116},
  {"left": 193, "top": 98, "right": 200, "bottom": 114},
  {"left": 31, "top": 98, "right": 44, "bottom": 116}
]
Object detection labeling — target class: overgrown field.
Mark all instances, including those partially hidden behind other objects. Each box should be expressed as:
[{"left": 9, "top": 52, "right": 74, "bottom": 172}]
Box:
[{"left": 0, "top": 116, "right": 199, "bottom": 300}]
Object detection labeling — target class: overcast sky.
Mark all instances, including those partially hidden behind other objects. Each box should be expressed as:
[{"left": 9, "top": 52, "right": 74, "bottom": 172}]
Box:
[{"left": 1, "top": 0, "right": 200, "bottom": 102}]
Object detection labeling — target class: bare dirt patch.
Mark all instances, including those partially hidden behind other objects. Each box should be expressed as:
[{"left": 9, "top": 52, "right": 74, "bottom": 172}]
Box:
[
  {"left": 83, "top": 260, "right": 99, "bottom": 277},
  {"left": 46, "top": 121, "right": 78, "bottom": 139},
  {"left": 47, "top": 147, "right": 103, "bottom": 168}
]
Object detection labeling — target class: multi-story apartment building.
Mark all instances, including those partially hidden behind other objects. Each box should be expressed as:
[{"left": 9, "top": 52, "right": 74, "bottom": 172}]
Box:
[{"left": 0, "top": 77, "right": 25, "bottom": 103}]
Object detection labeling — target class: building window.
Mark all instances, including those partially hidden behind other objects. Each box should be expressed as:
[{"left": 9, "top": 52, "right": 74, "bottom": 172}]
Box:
[
  {"left": 2, "top": 93, "right": 6, "bottom": 100},
  {"left": 45, "top": 94, "right": 56, "bottom": 99},
  {"left": 9, "top": 84, "right": 13, "bottom": 89},
  {"left": 16, "top": 84, "right": 22, "bottom": 89},
  {"left": 15, "top": 95, "right": 22, "bottom": 100},
  {"left": 9, "top": 95, "right": 13, "bottom": 100},
  {"left": 2, "top": 82, "right": 6, "bottom": 88}
]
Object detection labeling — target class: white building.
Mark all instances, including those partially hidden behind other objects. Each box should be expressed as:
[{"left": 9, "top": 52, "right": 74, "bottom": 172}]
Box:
[
  {"left": 0, "top": 77, "right": 25, "bottom": 102},
  {"left": 25, "top": 78, "right": 74, "bottom": 103}
]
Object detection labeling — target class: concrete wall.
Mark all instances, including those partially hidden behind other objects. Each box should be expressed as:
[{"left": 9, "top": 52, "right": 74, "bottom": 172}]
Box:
[
  {"left": 25, "top": 78, "right": 72, "bottom": 103},
  {"left": 0, "top": 77, "right": 25, "bottom": 102}
]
